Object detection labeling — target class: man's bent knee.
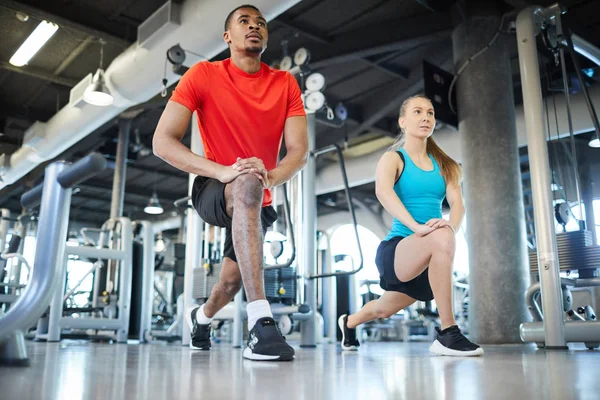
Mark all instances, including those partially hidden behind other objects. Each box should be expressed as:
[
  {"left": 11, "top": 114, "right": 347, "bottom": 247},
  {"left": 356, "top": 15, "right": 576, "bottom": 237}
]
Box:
[{"left": 230, "top": 174, "right": 263, "bottom": 207}]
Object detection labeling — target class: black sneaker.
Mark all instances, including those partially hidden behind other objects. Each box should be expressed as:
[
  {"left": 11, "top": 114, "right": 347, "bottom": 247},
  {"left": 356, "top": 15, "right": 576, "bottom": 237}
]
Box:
[
  {"left": 430, "top": 325, "right": 483, "bottom": 356},
  {"left": 338, "top": 314, "right": 360, "bottom": 351},
  {"left": 186, "top": 306, "right": 211, "bottom": 350},
  {"left": 242, "top": 317, "right": 295, "bottom": 361}
]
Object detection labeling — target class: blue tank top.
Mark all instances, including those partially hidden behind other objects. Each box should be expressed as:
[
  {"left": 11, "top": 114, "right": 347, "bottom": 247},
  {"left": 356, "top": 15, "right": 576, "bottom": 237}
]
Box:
[{"left": 385, "top": 148, "right": 447, "bottom": 239}]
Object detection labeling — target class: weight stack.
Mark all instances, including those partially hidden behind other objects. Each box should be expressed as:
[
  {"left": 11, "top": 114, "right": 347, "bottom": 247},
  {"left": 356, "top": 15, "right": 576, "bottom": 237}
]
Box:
[
  {"left": 529, "top": 230, "right": 599, "bottom": 272},
  {"left": 263, "top": 267, "right": 297, "bottom": 305}
]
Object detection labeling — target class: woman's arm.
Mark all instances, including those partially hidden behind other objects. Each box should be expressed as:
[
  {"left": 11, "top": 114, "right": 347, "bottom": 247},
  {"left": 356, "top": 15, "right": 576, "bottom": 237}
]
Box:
[{"left": 444, "top": 182, "right": 465, "bottom": 233}]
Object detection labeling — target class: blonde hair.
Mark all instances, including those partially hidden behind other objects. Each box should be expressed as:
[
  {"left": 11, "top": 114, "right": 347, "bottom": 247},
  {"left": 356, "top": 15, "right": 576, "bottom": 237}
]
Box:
[{"left": 388, "top": 94, "right": 462, "bottom": 186}]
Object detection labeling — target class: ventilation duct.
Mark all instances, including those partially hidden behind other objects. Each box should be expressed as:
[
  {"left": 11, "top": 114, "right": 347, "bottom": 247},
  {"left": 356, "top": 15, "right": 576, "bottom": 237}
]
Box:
[{"left": 0, "top": 0, "right": 301, "bottom": 188}]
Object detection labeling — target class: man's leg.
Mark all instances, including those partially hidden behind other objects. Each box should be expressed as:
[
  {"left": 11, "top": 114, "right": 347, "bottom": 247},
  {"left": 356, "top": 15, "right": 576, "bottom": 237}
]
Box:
[
  {"left": 187, "top": 257, "right": 242, "bottom": 350},
  {"left": 223, "top": 174, "right": 266, "bottom": 304},
  {"left": 223, "top": 174, "right": 294, "bottom": 361},
  {"left": 202, "top": 257, "right": 242, "bottom": 318}
]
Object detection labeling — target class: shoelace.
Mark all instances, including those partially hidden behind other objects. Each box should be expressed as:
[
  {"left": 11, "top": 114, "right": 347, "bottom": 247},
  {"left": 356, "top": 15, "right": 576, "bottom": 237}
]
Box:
[
  {"left": 260, "top": 319, "right": 287, "bottom": 341},
  {"left": 445, "top": 326, "right": 471, "bottom": 345}
]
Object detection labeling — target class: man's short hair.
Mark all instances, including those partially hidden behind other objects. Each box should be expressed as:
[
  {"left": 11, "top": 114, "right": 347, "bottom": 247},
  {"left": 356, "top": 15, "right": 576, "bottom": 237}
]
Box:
[{"left": 224, "top": 5, "right": 261, "bottom": 31}]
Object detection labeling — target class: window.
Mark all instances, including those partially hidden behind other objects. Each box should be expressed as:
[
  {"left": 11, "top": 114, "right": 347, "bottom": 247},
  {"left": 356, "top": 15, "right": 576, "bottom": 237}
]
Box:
[{"left": 330, "top": 224, "right": 382, "bottom": 283}]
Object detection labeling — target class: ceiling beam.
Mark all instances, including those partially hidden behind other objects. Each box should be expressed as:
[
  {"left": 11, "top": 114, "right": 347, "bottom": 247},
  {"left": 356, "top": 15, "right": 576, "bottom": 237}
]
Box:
[
  {"left": 24, "top": 36, "right": 95, "bottom": 109},
  {"left": 306, "top": 13, "right": 454, "bottom": 70},
  {"left": 0, "top": 0, "right": 132, "bottom": 48},
  {"left": 316, "top": 42, "right": 453, "bottom": 148},
  {"left": 273, "top": 18, "right": 409, "bottom": 80},
  {"left": 0, "top": 61, "right": 78, "bottom": 87}
]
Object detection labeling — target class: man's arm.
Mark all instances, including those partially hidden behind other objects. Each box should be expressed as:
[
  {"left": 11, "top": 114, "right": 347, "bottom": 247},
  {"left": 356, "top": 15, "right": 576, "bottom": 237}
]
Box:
[
  {"left": 268, "top": 115, "right": 309, "bottom": 188},
  {"left": 153, "top": 101, "right": 238, "bottom": 183}
]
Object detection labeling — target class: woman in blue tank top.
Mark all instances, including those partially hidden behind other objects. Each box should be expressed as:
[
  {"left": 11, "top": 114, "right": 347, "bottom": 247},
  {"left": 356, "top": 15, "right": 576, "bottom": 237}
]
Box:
[{"left": 338, "top": 95, "right": 483, "bottom": 356}]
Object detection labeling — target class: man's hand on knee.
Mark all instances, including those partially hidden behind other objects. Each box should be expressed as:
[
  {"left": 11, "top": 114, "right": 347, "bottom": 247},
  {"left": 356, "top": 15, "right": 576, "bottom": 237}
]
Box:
[{"left": 233, "top": 157, "right": 271, "bottom": 189}]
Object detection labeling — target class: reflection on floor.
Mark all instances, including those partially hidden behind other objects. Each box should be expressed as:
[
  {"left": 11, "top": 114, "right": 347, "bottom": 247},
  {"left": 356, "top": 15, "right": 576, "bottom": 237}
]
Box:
[{"left": 1, "top": 340, "right": 599, "bottom": 400}]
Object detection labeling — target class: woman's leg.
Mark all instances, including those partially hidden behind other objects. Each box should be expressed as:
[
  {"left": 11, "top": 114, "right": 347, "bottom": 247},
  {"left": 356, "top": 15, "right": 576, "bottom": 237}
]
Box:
[
  {"left": 425, "top": 228, "right": 457, "bottom": 329},
  {"left": 347, "top": 291, "right": 416, "bottom": 329},
  {"left": 391, "top": 228, "right": 456, "bottom": 329}
]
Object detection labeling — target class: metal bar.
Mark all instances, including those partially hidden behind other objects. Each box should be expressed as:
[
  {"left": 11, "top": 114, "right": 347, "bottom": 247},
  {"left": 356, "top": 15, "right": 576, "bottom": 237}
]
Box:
[
  {"left": 0, "top": 294, "right": 18, "bottom": 303},
  {"left": 520, "top": 320, "right": 600, "bottom": 343},
  {"left": 232, "top": 291, "right": 243, "bottom": 348},
  {"left": 563, "top": 29, "right": 600, "bottom": 146},
  {"left": 59, "top": 317, "right": 122, "bottom": 330},
  {"left": 0, "top": 61, "right": 78, "bottom": 87},
  {"left": 0, "top": 209, "right": 9, "bottom": 256},
  {"left": 138, "top": 221, "right": 154, "bottom": 343},
  {"left": 556, "top": 14, "right": 584, "bottom": 229},
  {"left": 309, "top": 144, "right": 364, "bottom": 279},
  {"left": 173, "top": 195, "right": 191, "bottom": 207},
  {"left": 182, "top": 113, "right": 203, "bottom": 346},
  {"left": 300, "top": 112, "right": 317, "bottom": 347},
  {"left": 66, "top": 246, "right": 126, "bottom": 260},
  {"left": 264, "top": 182, "right": 297, "bottom": 270},
  {"left": 58, "top": 153, "right": 107, "bottom": 188},
  {"left": 571, "top": 34, "right": 600, "bottom": 67},
  {"left": 47, "top": 246, "right": 68, "bottom": 341},
  {"left": 525, "top": 281, "right": 545, "bottom": 321},
  {"left": 110, "top": 120, "right": 131, "bottom": 219},
  {"left": 62, "top": 261, "right": 101, "bottom": 302},
  {"left": 115, "top": 217, "right": 133, "bottom": 342},
  {"left": 21, "top": 153, "right": 106, "bottom": 209},
  {"left": 516, "top": 7, "right": 566, "bottom": 348},
  {"left": 0, "top": 162, "right": 71, "bottom": 345},
  {"left": 21, "top": 185, "right": 44, "bottom": 209}
]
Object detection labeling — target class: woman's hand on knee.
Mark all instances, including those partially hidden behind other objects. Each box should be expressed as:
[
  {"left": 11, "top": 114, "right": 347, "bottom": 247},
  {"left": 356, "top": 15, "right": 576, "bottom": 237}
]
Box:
[
  {"left": 425, "top": 218, "right": 454, "bottom": 232},
  {"left": 414, "top": 224, "right": 436, "bottom": 237}
]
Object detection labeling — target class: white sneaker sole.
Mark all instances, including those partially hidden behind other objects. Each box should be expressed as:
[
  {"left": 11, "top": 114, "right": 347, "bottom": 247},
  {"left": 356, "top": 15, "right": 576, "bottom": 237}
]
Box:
[
  {"left": 242, "top": 347, "right": 294, "bottom": 361},
  {"left": 186, "top": 306, "right": 209, "bottom": 350},
  {"left": 338, "top": 315, "right": 358, "bottom": 351},
  {"left": 429, "top": 340, "right": 484, "bottom": 357}
]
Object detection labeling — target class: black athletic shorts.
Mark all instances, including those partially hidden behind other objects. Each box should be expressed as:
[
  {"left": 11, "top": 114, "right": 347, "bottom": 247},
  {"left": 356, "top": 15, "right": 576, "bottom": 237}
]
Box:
[
  {"left": 375, "top": 236, "right": 434, "bottom": 301},
  {"left": 191, "top": 175, "right": 278, "bottom": 263}
]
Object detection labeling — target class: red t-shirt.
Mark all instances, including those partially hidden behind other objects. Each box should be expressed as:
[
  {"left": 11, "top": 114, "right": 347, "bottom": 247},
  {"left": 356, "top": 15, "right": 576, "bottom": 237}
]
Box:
[{"left": 170, "top": 58, "right": 306, "bottom": 206}]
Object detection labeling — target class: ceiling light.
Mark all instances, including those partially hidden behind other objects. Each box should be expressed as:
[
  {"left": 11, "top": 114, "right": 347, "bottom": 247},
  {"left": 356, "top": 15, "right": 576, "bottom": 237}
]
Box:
[
  {"left": 589, "top": 138, "right": 600, "bottom": 148},
  {"left": 83, "top": 68, "right": 113, "bottom": 106},
  {"left": 144, "top": 193, "right": 164, "bottom": 215},
  {"left": 10, "top": 20, "right": 58, "bottom": 67}
]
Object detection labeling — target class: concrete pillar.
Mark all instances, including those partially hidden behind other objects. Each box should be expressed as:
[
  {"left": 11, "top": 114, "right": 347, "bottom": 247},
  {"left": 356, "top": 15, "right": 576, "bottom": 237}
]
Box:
[{"left": 452, "top": 8, "right": 531, "bottom": 343}]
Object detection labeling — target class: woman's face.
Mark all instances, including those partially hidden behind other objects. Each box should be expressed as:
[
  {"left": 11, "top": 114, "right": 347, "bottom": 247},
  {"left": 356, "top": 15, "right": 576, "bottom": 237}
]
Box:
[{"left": 398, "top": 97, "right": 436, "bottom": 140}]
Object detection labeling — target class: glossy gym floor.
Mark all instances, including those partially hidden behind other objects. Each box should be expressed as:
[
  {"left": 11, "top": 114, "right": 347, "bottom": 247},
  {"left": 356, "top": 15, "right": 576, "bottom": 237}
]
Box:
[{"left": 1, "top": 339, "right": 598, "bottom": 400}]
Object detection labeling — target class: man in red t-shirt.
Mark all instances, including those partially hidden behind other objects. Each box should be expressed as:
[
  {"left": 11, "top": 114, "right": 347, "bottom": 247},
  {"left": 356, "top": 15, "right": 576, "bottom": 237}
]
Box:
[{"left": 153, "top": 4, "right": 307, "bottom": 361}]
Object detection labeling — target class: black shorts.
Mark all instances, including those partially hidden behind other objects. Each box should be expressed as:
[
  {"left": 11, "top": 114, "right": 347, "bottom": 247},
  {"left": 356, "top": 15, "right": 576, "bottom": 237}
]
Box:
[
  {"left": 191, "top": 176, "right": 278, "bottom": 263},
  {"left": 375, "top": 236, "right": 434, "bottom": 301}
]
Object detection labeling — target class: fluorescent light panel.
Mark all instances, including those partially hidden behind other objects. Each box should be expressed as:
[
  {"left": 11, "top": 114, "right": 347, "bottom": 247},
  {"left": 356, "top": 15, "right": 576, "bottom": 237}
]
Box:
[{"left": 10, "top": 20, "right": 59, "bottom": 67}]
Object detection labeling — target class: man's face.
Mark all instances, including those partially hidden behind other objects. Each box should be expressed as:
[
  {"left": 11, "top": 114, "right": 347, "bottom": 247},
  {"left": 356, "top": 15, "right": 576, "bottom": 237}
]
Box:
[{"left": 223, "top": 8, "right": 268, "bottom": 55}]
